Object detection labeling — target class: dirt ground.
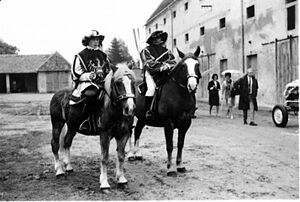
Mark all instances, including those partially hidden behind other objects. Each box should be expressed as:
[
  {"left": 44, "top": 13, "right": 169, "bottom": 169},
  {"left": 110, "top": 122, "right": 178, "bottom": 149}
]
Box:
[{"left": 0, "top": 93, "right": 298, "bottom": 200}]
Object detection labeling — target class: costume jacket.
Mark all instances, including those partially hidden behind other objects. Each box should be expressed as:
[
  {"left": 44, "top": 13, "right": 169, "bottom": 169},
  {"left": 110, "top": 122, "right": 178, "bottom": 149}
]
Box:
[
  {"left": 140, "top": 45, "right": 176, "bottom": 85},
  {"left": 71, "top": 47, "right": 110, "bottom": 97}
]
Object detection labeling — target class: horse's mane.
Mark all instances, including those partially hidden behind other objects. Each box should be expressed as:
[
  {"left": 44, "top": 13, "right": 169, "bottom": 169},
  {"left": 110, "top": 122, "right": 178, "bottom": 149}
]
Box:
[{"left": 103, "top": 62, "right": 136, "bottom": 108}]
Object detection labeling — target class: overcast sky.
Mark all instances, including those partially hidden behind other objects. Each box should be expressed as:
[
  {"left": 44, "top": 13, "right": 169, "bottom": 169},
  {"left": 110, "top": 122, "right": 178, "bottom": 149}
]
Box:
[{"left": 0, "top": 0, "right": 161, "bottom": 62}]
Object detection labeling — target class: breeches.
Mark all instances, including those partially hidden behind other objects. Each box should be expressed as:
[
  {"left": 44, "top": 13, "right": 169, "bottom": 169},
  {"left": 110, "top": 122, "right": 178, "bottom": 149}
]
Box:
[{"left": 145, "top": 71, "right": 156, "bottom": 97}]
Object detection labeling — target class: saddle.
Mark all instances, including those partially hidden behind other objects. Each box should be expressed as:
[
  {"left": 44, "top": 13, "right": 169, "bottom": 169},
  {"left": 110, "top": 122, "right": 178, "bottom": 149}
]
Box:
[{"left": 69, "top": 89, "right": 105, "bottom": 136}]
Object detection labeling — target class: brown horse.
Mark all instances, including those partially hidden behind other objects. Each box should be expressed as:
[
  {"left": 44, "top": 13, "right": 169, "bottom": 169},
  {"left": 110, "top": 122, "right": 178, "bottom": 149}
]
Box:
[
  {"left": 128, "top": 47, "right": 201, "bottom": 176},
  {"left": 49, "top": 63, "right": 136, "bottom": 189}
]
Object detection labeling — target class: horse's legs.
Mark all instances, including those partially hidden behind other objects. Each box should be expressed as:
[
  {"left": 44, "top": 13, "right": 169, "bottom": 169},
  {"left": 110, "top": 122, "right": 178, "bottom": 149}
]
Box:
[
  {"left": 164, "top": 121, "right": 176, "bottom": 176},
  {"left": 116, "top": 134, "right": 129, "bottom": 185},
  {"left": 99, "top": 131, "right": 111, "bottom": 189},
  {"left": 127, "top": 132, "right": 135, "bottom": 161},
  {"left": 176, "top": 120, "right": 191, "bottom": 173},
  {"left": 61, "top": 123, "right": 77, "bottom": 172},
  {"left": 133, "top": 119, "right": 145, "bottom": 160},
  {"left": 51, "top": 120, "right": 65, "bottom": 177}
]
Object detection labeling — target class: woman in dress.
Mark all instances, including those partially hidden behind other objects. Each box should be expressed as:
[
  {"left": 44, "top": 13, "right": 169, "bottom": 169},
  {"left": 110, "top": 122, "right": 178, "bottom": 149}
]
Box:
[{"left": 208, "top": 74, "right": 220, "bottom": 116}]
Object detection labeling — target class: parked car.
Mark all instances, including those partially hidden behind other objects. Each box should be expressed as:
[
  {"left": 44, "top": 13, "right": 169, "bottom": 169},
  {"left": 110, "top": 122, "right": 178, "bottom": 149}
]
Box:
[{"left": 272, "top": 79, "right": 299, "bottom": 127}]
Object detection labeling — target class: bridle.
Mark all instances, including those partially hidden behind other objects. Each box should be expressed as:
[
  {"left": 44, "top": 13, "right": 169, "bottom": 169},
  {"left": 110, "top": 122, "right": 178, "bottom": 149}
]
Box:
[
  {"left": 109, "top": 73, "right": 135, "bottom": 105},
  {"left": 169, "top": 56, "right": 200, "bottom": 90}
]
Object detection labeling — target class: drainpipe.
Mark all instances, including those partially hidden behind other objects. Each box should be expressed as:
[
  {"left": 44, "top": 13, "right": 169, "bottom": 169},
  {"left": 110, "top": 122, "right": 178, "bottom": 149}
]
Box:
[
  {"left": 169, "top": 0, "right": 176, "bottom": 51},
  {"left": 170, "top": 7, "right": 174, "bottom": 50},
  {"left": 241, "top": 0, "right": 245, "bottom": 73}
]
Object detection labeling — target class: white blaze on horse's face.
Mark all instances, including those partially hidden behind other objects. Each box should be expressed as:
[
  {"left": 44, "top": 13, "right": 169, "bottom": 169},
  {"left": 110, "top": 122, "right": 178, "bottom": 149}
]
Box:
[
  {"left": 122, "top": 75, "right": 135, "bottom": 116},
  {"left": 185, "top": 58, "right": 199, "bottom": 92}
]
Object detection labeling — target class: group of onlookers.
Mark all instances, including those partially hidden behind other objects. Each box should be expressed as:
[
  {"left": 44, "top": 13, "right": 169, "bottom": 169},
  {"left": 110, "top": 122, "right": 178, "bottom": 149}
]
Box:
[{"left": 207, "top": 68, "right": 258, "bottom": 126}]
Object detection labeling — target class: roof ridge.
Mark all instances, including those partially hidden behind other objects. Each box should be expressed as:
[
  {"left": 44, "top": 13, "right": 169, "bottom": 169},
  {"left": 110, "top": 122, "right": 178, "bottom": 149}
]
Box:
[
  {"left": 146, "top": 0, "right": 177, "bottom": 25},
  {"left": 36, "top": 53, "right": 55, "bottom": 70},
  {"left": 0, "top": 53, "right": 52, "bottom": 57}
]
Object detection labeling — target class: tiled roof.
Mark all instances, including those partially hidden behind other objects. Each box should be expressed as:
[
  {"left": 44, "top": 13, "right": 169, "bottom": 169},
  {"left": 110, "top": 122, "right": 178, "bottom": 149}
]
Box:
[
  {"left": 146, "top": 0, "right": 176, "bottom": 25},
  {"left": 0, "top": 52, "right": 70, "bottom": 73}
]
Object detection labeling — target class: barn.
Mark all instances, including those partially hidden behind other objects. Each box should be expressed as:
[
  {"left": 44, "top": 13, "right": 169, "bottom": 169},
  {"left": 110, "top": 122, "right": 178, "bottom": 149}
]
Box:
[{"left": 0, "top": 52, "right": 72, "bottom": 93}]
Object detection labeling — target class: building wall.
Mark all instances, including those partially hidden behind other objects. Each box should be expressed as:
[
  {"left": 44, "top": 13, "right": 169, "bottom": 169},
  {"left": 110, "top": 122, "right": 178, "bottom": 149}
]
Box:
[
  {"left": 38, "top": 71, "right": 71, "bottom": 93},
  {"left": 145, "top": 0, "right": 298, "bottom": 105},
  {"left": 37, "top": 72, "right": 47, "bottom": 93}
]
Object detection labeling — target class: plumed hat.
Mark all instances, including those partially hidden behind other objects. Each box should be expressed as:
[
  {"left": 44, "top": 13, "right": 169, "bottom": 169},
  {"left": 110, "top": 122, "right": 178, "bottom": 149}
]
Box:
[
  {"left": 82, "top": 30, "right": 105, "bottom": 46},
  {"left": 146, "top": 30, "right": 168, "bottom": 45}
]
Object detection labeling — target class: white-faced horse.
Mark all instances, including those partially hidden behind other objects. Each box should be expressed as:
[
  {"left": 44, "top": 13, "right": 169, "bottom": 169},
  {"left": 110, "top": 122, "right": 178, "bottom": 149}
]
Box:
[
  {"left": 50, "top": 63, "right": 136, "bottom": 190},
  {"left": 128, "top": 47, "right": 201, "bottom": 176}
]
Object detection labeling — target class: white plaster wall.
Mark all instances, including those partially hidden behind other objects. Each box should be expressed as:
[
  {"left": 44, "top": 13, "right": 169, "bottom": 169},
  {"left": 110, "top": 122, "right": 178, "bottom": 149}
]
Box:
[{"left": 145, "top": 0, "right": 298, "bottom": 105}]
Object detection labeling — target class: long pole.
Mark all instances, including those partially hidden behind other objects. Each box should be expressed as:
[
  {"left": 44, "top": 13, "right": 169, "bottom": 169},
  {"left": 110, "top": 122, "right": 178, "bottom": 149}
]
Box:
[{"left": 241, "top": 0, "right": 245, "bottom": 73}]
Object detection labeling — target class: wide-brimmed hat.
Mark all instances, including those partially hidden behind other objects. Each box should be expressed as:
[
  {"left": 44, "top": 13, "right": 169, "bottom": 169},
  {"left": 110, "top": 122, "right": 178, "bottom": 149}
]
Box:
[
  {"left": 82, "top": 30, "right": 104, "bottom": 46},
  {"left": 146, "top": 30, "right": 168, "bottom": 45}
]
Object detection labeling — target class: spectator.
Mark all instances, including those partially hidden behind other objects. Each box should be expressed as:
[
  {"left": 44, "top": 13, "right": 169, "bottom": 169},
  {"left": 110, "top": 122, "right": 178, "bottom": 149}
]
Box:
[
  {"left": 234, "top": 68, "right": 258, "bottom": 126},
  {"left": 208, "top": 74, "right": 220, "bottom": 116},
  {"left": 221, "top": 72, "right": 235, "bottom": 119}
]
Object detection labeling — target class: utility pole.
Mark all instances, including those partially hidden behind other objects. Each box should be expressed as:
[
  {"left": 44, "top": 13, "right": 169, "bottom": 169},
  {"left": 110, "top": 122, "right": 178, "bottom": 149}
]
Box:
[{"left": 241, "top": 0, "right": 245, "bottom": 73}]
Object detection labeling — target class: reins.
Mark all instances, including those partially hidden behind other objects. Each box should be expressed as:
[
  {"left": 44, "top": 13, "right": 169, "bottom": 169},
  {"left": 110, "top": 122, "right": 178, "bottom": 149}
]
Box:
[
  {"left": 103, "top": 73, "right": 135, "bottom": 107},
  {"left": 168, "top": 56, "right": 199, "bottom": 89}
]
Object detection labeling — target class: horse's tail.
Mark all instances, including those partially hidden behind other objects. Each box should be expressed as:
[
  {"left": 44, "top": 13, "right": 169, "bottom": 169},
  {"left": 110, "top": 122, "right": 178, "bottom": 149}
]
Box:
[
  {"left": 59, "top": 124, "right": 67, "bottom": 150},
  {"left": 50, "top": 88, "right": 71, "bottom": 157}
]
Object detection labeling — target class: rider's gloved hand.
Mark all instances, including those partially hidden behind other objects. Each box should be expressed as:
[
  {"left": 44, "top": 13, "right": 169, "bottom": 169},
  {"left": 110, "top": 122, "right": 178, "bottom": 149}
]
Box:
[
  {"left": 89, "top": 72, "right": 97, "bottom": 81},
  {"left": 160, "top": 63, "right": 171, "bottom": 71}
]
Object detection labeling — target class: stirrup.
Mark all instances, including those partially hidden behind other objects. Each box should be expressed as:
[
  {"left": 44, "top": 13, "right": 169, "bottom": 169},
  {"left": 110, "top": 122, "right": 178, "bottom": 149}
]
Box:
[
  {"left": 79, "top": 118, "right": 91, "bottom": 134},
  {"left": 146, "top": 110, "right": 154, "bottom": 120}
]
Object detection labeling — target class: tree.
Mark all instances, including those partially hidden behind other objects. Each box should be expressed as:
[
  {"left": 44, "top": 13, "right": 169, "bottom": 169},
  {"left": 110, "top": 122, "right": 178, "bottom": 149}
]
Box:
[
  {"left": 106, "top": 38, "right": 132, "bottom": 65},
  {"left": 0, "top": 39, "right": 19, "bottom": 54}
]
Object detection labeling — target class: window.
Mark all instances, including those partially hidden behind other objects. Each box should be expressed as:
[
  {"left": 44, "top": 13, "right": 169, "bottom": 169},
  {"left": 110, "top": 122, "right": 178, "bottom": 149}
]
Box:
[
  {"left": 155, "top": 23, "right": 158, "bottom": 29},
  {"left": 149, "top": 28, "right": 151, "bottom": 34},
  {"left": 287, "top": 6, "right": 296, "bottom": 30},
  {"left": 200, "top": 26, "right": 205, "bottom": 36},
  {"left": 219, "top": 17, "right": 226, "bottom": 29},
  {"left": 184, "top": 2, "right": 189, "bottom": 11},
  {"left": 220, "top": 59, "right": 228, "bottom": 74},
  {"left": 173, "top": 38, "right": 177, "bottom": 46},
  {"left": 286, "top": 0, "right": 296, "bottom": 3},
  {"left": 163, "top": 18, "right": 166, "bottom": 25},
  {"left": 247, "top": 5, "right": 255, "bottom": 18},
  {"left": 173, "top": 11, "right": 176, "bottom": 18},
  {"left": 185, "top": 33, "right": 189, "bottom": 43}
]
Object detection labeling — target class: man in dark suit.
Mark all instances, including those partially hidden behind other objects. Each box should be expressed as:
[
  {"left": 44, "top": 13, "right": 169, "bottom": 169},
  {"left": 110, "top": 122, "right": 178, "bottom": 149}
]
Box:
[{"left": 234, "top": 68, "right": 259, "bottom": 126}]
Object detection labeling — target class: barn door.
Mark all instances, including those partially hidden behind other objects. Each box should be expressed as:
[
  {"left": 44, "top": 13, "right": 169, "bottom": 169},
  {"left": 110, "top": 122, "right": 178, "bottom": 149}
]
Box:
[
  {"left": 198, "top": 53, "right": 216, "bottom": 98},
  {"left": 46, "top": 72, "right": 59, "bottom": 92},
  {"left": 275, "top": 36, "right": 299, "bottom": 103}
]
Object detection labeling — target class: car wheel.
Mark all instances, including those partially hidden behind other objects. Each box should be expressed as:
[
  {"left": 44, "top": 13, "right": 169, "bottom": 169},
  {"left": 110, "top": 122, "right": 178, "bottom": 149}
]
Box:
[{"left": 272, "top": 105, "right": 288, "bottom": 127}]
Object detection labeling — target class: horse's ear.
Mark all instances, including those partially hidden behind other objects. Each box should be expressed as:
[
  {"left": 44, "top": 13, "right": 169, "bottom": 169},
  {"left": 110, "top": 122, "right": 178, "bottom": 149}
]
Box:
[
  {"left": 177, "top": 48, "right": 185, "bottom": 59},
  {"left": 194, "top": 46, "right": 201, "bottom": 58}
]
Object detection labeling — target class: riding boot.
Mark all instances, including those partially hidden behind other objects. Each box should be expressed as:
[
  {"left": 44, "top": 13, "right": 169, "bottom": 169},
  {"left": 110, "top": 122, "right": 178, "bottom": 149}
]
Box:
[
  {"left": 79, "top": 96, "right": 97, "bottom": 134},
  {"left": 79, "top": 102, "right": 91, "bottom": 133},
  {"left": 145, "top": 96, "right": 154, "bottom": 120}
]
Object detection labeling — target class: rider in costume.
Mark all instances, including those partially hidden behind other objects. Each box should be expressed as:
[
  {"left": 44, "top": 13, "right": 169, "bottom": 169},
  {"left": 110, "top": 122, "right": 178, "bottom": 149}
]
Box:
[
  {"left": 140, "top": 30, "right": 176, "bottom": 119},
  {"left": 70, "top": 30, "right": 111, "bottom": 132}
]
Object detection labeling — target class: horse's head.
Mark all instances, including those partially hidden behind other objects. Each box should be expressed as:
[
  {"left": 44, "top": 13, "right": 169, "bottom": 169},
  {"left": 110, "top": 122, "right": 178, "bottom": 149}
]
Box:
[
  {"left": 104, "top": 62, "right": 136, "bottom": 116},
  {"left": 172, "top": 46, "right": 201, "bottom": 93}
]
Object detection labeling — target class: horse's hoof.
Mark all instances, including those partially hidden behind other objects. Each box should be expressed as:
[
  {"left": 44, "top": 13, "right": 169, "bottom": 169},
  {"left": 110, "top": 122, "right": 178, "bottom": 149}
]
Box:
[
  {"left": 167, "top": 171, "right": 177, "bottom": 177},
  {"left": 56, "top": 173, "right": 66, "bottom": 179},
  {"left": 128, "top": 156, "right": 135, "bottom": 161},
  {"left": 135, "top": 156, "right": 143, "bottom": 161},
  {"left": 177, "top": 167, "right": 187, "bottom": 173},
  {"left": 100, "top": 187, "right": 111, "bottom": 194},
  {"left": 66, "top": 169, "right": 74, "bottom": 173},
  {"left": 118, "top": 182, "right": 128, "bottom": 189}
]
